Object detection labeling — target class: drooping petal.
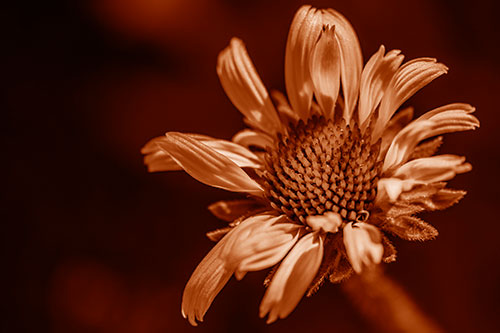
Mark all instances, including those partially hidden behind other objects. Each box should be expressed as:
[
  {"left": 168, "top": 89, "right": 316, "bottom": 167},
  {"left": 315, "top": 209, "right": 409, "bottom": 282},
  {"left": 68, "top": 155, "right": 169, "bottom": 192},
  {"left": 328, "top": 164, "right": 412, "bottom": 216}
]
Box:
[
  {"left": 383, "top": 103, "right": 479, "bottom": 172},
  {"left": 142, "top": 134, "right": 263, "bottom": 172},
  {"left": 359, "top": 45, "right": 404, "bottom": 126},
  {"left": 181, "top": 229, "right": 236, "bottom": 326},
  {"left": 285, "top": 5, "right": 323, "bottom": 121},
  {"left": 309, "top": 25, "right": 341, "bottom": 118},
  {"left": 217, "top": 38, "right": 282, "bottom": 135},
  {"left": 322, "top": 8, "right": 363, "bottom": 121},
  {"left": 158, "top": 132, "right": 263, "bottom": 195},
  {"left": 260, "top": 232, "right": 324, "bottom": 323},
  {"left": 373, "top": 58, "right": 449, "bottom": 139},
  {"left": 343, "top": 222, "right": 384, "bottom": 274},
  {"left": 232, "top": 129, "right": 275, "bottom": 150},
  {"left": 393, "top": 154, "right": 472, "bottom": 183},
  {"left": 182, "top": 214, "right": 279, "bottom": 325}
]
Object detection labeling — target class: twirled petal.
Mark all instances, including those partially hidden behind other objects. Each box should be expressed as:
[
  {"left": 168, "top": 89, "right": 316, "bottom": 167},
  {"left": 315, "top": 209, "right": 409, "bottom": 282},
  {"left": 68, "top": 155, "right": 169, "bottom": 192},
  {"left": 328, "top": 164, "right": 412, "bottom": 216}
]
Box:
[
  {"left": 359, "top": 45, "right": 404, "bottom": 126},
  {"left": 217, "top": 38, "right": 282, "bottom": 135},
  {"left": 309, "top": 25, "right": 341, "bottom": 118},
  {"left": 374, "top": 58, "right": 449, "bottom": 139},
  {"left": 383, "top": 103, "right": 479, "bottom": 172},
  {"left": 260, "top": 232, "right": 324, "bottom": 323},
  {"left": 322, "top": 8, "right": 363, "bottom": 121},
  {"left": 285, "top": 5, "right": 323, "bottom": 121},
  {"left": 343, "top": 222, "right": 384, "bottom": 273},
  {"left": 158, "top": 132, "right": 263, "bottom": 194}
]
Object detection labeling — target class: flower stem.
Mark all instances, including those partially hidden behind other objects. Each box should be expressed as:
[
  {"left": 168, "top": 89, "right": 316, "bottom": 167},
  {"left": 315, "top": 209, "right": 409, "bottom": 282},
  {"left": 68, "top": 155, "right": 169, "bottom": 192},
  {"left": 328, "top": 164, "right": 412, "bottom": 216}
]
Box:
[{"left": 341, "top": 267, "right": 442, "bottom": 332}]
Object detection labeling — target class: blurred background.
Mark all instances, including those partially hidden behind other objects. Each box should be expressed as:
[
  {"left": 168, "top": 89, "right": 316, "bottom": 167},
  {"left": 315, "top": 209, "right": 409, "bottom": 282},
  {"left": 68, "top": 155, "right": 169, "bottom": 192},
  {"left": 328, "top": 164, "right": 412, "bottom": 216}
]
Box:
[{"left": 4, "top": 0, "right": 500, "bottom": 332}]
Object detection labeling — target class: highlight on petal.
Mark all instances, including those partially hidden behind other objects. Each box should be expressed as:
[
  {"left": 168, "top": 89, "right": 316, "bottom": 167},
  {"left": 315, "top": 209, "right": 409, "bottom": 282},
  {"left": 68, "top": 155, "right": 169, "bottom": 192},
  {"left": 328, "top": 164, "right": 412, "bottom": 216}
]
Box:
[
  {"left": 157, "top": 132, "right": 263, "bottom": 195},
  {"left": 343, "top": 222, "right": 384, "bottom": 273},
  {"left": 359, "top": 45, "right": 404, "bottom": 126},
  {"left": 374, "top": 58, "right": 449, "bottom": 139},
  {"left": 217, "top": 38, "right": 282, "bottom": 135},
  {"left": 232, "top": 129, "right": 275, "bottom": 150},
  {"left": 309, "top": 25, "right": 341, "bottom": 118},
  {"left": 142, "top": 134, "right": 263, "bottom": 172},
  {"left": 322, "top": 8, "right": 363, "bottom": 120},
  {"left": 383, "top": 103, "right": 479, "bottom": 172},
  {"left": 260, "top": 232, "right": 324, "bottom": 324},
  {"left": 377, "top": 178, "right": 415, "bottom": 203},
  {"left": 285, "top": 5, "right": 323, "bottom": 121}
]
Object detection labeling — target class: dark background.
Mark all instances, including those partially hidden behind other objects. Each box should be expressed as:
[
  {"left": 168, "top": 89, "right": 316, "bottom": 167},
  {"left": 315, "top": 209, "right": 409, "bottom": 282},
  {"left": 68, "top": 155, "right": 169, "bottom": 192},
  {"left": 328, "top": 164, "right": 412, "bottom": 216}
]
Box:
[{"left": 4, "top": 0, "right": 500, "bottom": 332}]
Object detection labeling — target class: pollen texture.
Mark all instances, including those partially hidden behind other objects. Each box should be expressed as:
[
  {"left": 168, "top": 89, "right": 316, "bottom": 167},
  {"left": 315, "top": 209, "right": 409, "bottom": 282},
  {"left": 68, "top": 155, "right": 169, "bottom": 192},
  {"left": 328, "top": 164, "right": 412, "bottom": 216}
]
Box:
[{"left": 260, "top": 116, "right": 382, "bottom": 225}]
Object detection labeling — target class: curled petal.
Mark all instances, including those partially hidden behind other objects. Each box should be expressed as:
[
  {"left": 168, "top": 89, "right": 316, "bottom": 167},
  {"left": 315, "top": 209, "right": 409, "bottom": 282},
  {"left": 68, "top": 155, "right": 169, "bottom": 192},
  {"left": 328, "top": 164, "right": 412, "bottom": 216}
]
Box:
[
  {"left": 285, "top": 5, "right": 323, "bottom": 121},
  {"left": 383, "top": 103, "right": 479, "bottom": 172},
  {"left": 217, "top": 38, "right": 282, "bottom": 135},
  {"left": 377, "top": 178, "right": 418, "bottom": 203},
  {"left": 322, "top": 8, "right": 363, "bottom": 121},
  {"left": 181, "top": 229, "right": 236, "bottom": 326},
  {"left": 359, "top": 45, "right": 404, "bottom": 126},
  {"left": 309, "top": 25, "right": 341, "bottom": 118},
  {"left": 232, "top": 129, "right": 275, "bottom": 150},
  {"left": 158, "top": 132, "right": 263, "bottom": 195},
  {"left": 374, "top": 58, "right": 449, "bottom": 139},
  {"left": 271, "top": 90, "right": 300, "bottom": 125},
  {"left": 306, "top": 212, "right": 342, "bottom": 233},
  {"left": 343, "top": 222, "right": 384, "bottom": 273},
  {"left": 260, "top": 232, "right": 324, "bottom": 323}
]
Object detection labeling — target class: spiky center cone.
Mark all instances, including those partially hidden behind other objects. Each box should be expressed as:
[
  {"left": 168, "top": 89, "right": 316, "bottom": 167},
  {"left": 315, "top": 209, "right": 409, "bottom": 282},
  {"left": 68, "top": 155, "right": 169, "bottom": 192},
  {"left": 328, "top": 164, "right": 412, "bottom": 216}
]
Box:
[{"left": 260, "top": 116, "right": 382, "bottom": 226}]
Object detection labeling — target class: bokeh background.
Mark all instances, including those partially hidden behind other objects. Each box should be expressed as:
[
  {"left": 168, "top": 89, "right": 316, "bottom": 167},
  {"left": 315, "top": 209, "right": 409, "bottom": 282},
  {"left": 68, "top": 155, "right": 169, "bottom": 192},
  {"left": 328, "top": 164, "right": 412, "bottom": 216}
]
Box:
[{"left": 4, "top": 0, "right": 500, "bottom": 332}]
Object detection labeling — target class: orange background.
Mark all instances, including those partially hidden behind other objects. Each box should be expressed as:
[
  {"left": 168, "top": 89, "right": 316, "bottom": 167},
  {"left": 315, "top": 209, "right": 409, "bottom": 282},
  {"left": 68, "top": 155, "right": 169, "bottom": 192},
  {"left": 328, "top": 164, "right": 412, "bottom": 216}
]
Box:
[{"left": 4, "top": 0, "right": 500, "bottom": 331}]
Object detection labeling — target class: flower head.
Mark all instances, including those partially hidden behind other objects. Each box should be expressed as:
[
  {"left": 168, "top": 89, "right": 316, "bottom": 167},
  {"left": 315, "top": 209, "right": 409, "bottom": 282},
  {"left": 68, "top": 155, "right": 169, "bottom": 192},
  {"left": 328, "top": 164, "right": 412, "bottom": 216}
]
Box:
[{"left": 142, "top": 5, "right": 479, "bottom": 325}]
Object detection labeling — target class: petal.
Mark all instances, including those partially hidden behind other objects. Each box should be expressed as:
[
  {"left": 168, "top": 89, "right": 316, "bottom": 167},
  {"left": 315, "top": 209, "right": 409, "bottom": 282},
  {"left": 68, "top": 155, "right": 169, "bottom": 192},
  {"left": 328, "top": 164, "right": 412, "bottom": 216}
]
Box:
[
  {"left": 208, "top": 199, "right": 267, "bottom": 222},
  {"left": 377, "top": 178, "right": 416, "bottom": 202},
  {"left": 383, "top": 103, "right": 479, "bottom": 172},
  {"left": 359, "top": 46, "right": 404, "bottom": 126},
  {"left": 285, "top": 5, "right": 323, "bottom": 121},
  {"left": 158, "top": 132, "right": 263, "bottom": 195},
  {"left": 259, "top": 232, "right": 324, "bottom": 323},
  {"left": 143, "top": 134, "right": 263, "bottom": 172},
  {"left": 393, "top": 154, "right": 472, "bottom": 183},
  {"left": 271, "top": 90, "right": 300, "bottom": 125},
  {"left": 309, "top": 25, "right": 341, "bottom": 118},
  {"left": 322, "top": 8, "right": 363, "bottom": 121},
  {"left": 181, "top": 229, "right": 236, "bottom": 326},
  {"left": 379, "top": 106, "right": 414, "bottom": 157},
  {"left": 182, "top": 213, "right": 280, "bottom": 325},
  {"left": 235, "top": 221, "right": 303, "bottom": 279},
  {"left": 306, "top": 211, "right": 342, "bottom": 233},
  {"left": 373, "top": 58, "right": 449, "bottom": 139},
  {"left": 232, "top": 129, "right": 274, "bottom": 150},
  {"left": 217, "top": 38, "right": 282, "bottom": 135},
  {"left": 343, "top": 222, "right": 384, "bottom": 273}
]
